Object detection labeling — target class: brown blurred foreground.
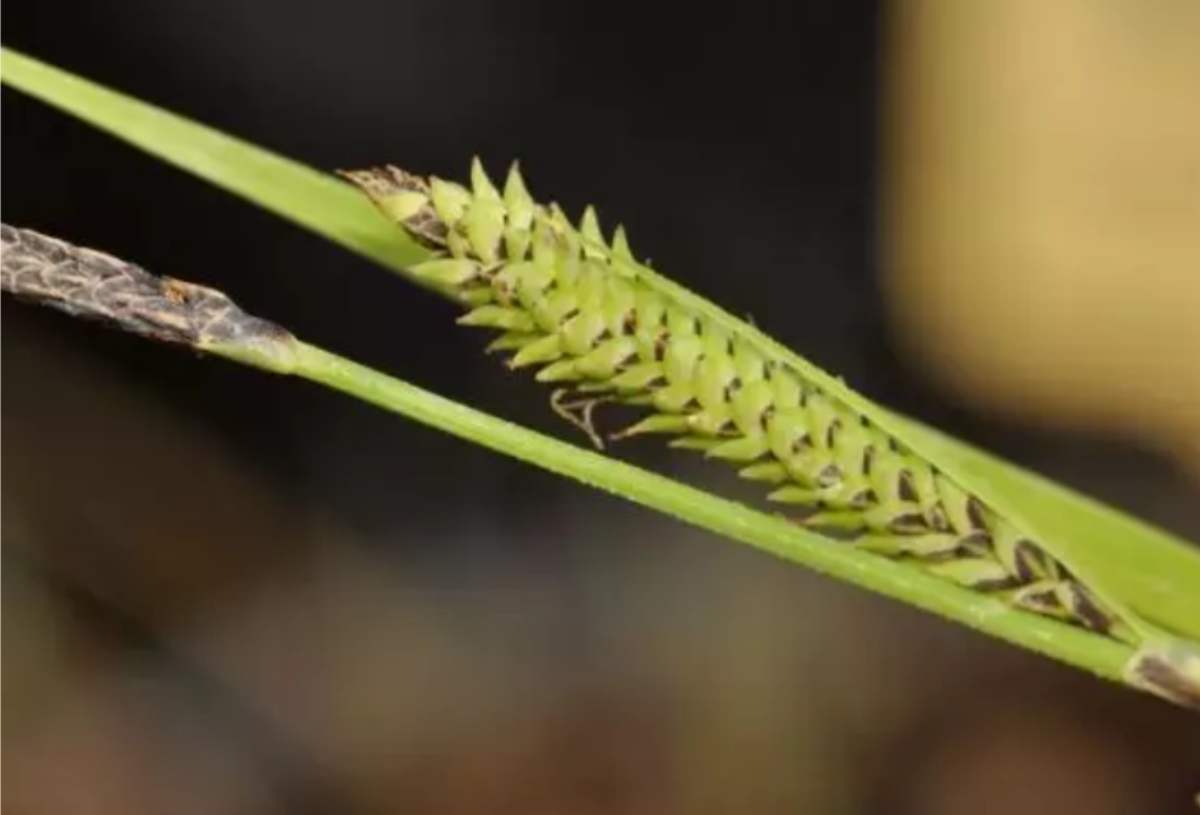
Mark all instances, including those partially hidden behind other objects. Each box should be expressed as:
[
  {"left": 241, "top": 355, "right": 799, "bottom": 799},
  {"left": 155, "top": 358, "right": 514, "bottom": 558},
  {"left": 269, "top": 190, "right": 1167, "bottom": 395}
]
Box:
[{"left": 4, "top": 301, "right": 1198, "bottom": 813}]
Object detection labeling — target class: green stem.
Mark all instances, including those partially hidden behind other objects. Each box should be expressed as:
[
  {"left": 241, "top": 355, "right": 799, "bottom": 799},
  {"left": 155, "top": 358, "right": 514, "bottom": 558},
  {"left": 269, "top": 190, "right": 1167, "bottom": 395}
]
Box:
[{"left": 287, "top": 340, "right": 1134, "bottom": 683}]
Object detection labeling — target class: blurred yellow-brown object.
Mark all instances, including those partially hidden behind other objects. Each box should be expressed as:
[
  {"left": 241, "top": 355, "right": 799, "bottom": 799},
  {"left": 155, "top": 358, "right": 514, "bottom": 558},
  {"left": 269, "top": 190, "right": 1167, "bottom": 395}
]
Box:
[{"left": 882, "top": 1, "right": 1200, "bottom": 476}]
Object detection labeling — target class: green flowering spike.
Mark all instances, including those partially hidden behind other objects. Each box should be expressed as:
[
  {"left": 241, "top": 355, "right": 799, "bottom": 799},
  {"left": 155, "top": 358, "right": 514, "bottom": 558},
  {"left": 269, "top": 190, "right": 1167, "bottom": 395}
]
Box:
[{"left": 343, "top": 157, "right": 1147, "bottom": 649}]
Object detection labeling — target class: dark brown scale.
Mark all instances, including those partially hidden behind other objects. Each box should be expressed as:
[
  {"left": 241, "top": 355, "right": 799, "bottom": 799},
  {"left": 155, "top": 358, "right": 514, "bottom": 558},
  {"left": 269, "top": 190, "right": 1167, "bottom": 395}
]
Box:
[
  {"left": 888, "top": 512, "right": 928, "bottom": 534},
  {"left": 897, "top": 470, "right": 918, "bottom": 502},
  {"left": 1013, "top": 540, "right": 1043, "bottom": 582},
  {"left": 924, "top": 550, "right": 962, "bottom": 565},
  {"left": 966, "top": 498, "right": 989, "bottom": 532},
  {"left": 825, "top": 419, "right": 841, "bottom": 449},
  {"left": 815, "top": 464, "right": 841, "bottom": 488},
  {"left": 759, "top": 404, "right": 776, "bottom": 431},
  {"left": 1068, "top": 583, "right": 1113, "bottom": 633},
  {"left": 862, "top": 446, "right": 875, "bottom": 476},
  {"left": 957, "top": 529, "right": 991, "bottom": 548},
  {"left": 1020, "top": 589, "right": 1064, "bottom": 614},
  {"left": 971, "top": 573, "right": 1021, "bottom": 592},
  {"left": 928, "top": 505, "right": 951, "bottom": 532}
]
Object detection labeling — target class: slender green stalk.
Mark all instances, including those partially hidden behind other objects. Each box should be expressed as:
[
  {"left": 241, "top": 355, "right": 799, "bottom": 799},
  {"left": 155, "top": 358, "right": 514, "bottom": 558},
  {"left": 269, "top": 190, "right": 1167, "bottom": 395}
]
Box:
[
  {"left": 0, "top": 222, "right": 1138, "bottom": 692},
  {"left": 292, "top": 340, "right": 1137, "bottom": 677}
]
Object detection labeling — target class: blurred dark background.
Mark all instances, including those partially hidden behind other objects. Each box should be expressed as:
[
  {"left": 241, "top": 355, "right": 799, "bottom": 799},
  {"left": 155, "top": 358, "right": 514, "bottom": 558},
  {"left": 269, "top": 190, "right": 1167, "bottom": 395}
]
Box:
[{"left": 3, "top": 2, "right": 1198, "bottom": 813}]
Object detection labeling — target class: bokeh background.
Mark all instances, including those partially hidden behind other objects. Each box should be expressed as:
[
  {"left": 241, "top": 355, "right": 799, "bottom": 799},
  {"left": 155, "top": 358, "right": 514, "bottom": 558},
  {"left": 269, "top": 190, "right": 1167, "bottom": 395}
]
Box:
[{"left": 3, "top": 2, "right": 1199, "bottom": 813}]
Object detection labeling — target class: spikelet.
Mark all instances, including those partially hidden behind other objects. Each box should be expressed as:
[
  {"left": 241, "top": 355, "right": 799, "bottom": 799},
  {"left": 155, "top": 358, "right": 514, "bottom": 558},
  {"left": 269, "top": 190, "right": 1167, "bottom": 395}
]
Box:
[{"left": 341, "top": 160, "right": 1133, "bottom": 643}]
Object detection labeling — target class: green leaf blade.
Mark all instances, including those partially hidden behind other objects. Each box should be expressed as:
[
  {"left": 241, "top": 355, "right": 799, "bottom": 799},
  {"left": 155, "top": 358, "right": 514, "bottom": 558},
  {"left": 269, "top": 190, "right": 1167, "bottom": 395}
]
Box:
[{"left": 1, "top": 48, "right": 434, "bottom": 278}]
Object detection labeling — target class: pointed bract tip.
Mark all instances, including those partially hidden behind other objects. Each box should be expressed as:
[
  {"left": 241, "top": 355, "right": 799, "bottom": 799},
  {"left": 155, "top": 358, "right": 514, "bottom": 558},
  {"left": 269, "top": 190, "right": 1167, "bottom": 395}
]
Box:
[
  {"left": 611, "top": 225, "right": 633, "bottom": 260},
  {"left": 470, "top": 156, "right": 500, "bottom": 201},
  {"left": 579, "top": 205, "right": 604, "bottom": 242},
  {"left": 503, "top": 161, "right": 534, "bottom": 211}
]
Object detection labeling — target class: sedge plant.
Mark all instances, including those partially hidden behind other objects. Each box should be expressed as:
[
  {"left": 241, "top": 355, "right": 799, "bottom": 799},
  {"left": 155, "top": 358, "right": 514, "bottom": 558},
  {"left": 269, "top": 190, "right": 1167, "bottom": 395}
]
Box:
[{"left": 2, "top": 47, "right": 1198, "bottom": 711}]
